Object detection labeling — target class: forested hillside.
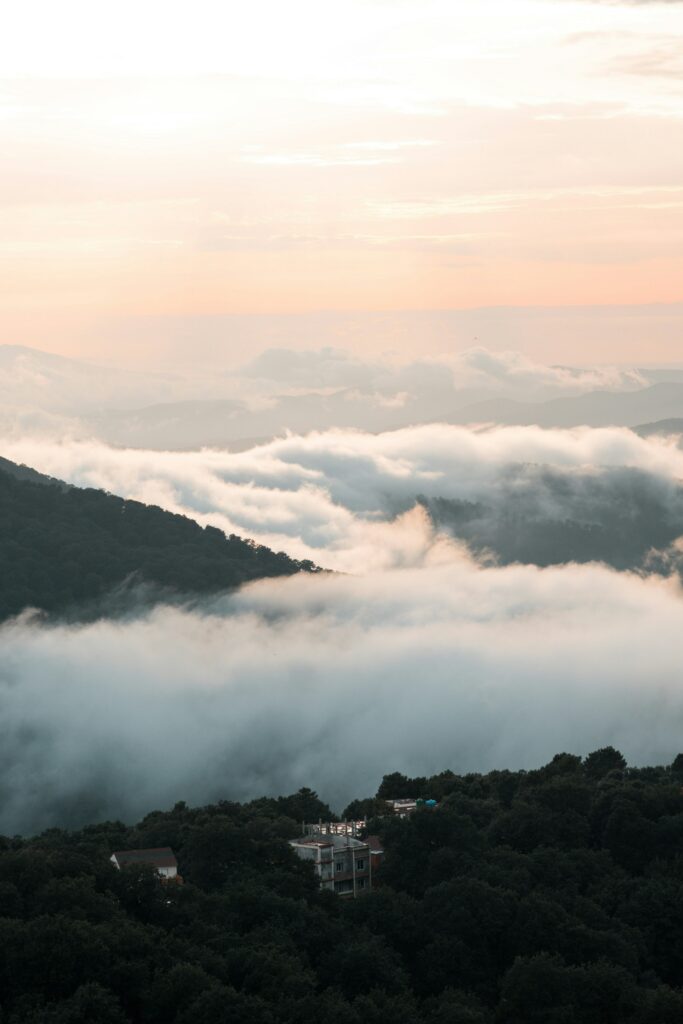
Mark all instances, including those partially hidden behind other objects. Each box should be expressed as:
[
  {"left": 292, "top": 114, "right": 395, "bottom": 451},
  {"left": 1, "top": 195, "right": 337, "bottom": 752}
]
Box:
[
  {"left": 2, "top": 750, "right": 683, "bottom": 1023},
  {"left": 420, "top": 467, "right": 683, "bottom": 572},
  {"left": 0, "top": 460, "right": 317, "bottom": 621},
  {"left": 0, "top": 456, "right": 66, "bottom": 487}
]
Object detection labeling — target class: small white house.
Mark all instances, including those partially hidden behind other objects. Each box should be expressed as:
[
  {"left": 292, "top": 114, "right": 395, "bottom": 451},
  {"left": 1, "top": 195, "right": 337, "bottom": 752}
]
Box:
[{"left": 110, "top": 847, "right": 179, "bottom": 880}]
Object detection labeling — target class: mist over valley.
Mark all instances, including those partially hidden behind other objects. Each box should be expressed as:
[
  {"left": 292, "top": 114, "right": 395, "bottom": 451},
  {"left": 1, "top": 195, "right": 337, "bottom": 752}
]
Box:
[{"left": 4, "top": 348, "right": 683, "bottom": 834}]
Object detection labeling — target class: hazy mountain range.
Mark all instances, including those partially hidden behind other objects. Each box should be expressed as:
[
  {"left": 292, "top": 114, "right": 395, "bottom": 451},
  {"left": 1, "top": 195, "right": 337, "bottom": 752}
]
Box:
[
  {"left": 92, "top": 384, "right": 683, "bottom": 449},
  {"left": 3, "top": 343, "right": 683, "bottom": 449},
  {"left": 460, "top": 385, "right": 683, "bottom": 430}
]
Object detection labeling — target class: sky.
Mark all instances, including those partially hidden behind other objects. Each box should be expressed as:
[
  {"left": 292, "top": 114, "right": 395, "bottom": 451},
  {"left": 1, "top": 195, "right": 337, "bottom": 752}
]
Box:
[{"left": 1, "top": 0, "right": 682, "bottom": 365}]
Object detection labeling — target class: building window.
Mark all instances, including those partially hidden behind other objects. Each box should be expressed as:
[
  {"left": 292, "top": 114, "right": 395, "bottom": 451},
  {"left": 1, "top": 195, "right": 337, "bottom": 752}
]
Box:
[
  {"left": 356, "top": 859, "right": 365, "bottom": 870},
  {"left": 358, "top": 878, "right": 366, "bottom": 889},
  {"left": 336, "top": 861, "right": 344, "bottom": 872}
]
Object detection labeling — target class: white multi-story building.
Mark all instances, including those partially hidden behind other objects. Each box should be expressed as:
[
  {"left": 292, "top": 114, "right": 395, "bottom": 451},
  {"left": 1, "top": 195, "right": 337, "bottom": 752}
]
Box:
[{"left": 289, "top": 833, "right": 373, "bottom": 896}]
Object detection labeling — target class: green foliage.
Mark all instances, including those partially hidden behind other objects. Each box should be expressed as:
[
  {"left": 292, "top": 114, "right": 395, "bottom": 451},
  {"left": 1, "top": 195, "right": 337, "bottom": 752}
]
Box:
[
  {"left": 0, "top": 462, "right": 318, "bottom": 621},
  {"left": 2, "top": 753, "right": 683, "bottom": 1022},
  {"left": 342, "top": 797, "right": 392, "bottom": 820},
  {"left": 584, "top": 746, "right": 627, "bottom": 780}
]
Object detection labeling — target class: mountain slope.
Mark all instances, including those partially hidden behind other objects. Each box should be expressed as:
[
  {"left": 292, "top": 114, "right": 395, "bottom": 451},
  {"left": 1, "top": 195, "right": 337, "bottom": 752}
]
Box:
[
  {"left": 0, "top": 459, "right": 317, "bottom": 621},
  {"left": 0, "top": 455, "right": 66, "bottom": 487}
]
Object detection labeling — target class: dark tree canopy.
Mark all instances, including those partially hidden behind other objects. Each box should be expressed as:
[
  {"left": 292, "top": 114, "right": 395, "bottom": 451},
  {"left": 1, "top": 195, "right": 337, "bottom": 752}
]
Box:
[
  {"left": 2, "top": 751, "right": 683, "bottom": 1022},
  {"left": 583, "top": 746, "right": 627, "bottom": 780}
]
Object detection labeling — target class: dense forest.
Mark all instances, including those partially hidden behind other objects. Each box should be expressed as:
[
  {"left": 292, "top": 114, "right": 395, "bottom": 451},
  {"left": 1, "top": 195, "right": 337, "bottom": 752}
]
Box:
[
  {"left": 2, "top": 749, "right": 683, "bottom": 1022},
  {"left": 0, "top": 460, "right": 318, "bottom": 621}
]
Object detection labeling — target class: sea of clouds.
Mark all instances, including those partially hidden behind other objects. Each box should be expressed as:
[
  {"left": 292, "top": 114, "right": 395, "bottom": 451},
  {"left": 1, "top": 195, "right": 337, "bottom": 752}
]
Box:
[
  {"left": 2, "top": 551, "right": 683, "bottom": 835},
  {"left": 3, "top": 421, "right": 683, "bottom": 833},
  {"left": 3, "top": 339, "right": 683, "bottom": 833}
]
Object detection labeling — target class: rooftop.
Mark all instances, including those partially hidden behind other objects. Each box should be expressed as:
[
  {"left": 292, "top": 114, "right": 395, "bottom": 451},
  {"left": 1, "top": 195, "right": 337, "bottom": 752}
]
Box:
[
  {"left": 111, "top": 847, "right": 178, "bottom": 869},
  {"left": 291, "top": 834, "right": 368, "bottom": 852},
  {"left": 366, "top": 835, "right": 384, "bottom": 854}
]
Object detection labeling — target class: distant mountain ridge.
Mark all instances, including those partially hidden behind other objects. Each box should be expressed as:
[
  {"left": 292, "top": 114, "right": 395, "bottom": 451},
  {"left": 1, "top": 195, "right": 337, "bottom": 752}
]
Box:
[
  {"left": 0, "top": 458, "right": 318, "bottom": 622},
  {"left": 5, "top": 342, "right": 683, "bottom": 448},
  {"left": 633, "top": 418, "right": 683, "bottom": 440},
  {"left": 5, "top": 343, "right": 683, "bottom": 457},
  {"left": 458, "top": 383, "right": 683, "bottom": 429},
  {"left": 89, "top": 384, "right": 683, "bottom": 450}
]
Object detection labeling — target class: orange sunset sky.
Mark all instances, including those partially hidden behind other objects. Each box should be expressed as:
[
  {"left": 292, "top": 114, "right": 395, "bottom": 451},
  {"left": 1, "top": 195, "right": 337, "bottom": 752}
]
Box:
[{"left": 1, "top": 0, "right": 682, "bottom": 365}]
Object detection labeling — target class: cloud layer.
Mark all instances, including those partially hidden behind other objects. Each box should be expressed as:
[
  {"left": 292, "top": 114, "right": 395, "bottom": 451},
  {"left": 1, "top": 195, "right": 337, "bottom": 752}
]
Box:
[
  {"left": 4, "top": 422, "right": 683, "bottom": 571},
  {"left": 4, "top": 421, "right": 683, "bottom": 834},
  {"left": 2, "top": 554, "right": 683, "bottom": 836}
]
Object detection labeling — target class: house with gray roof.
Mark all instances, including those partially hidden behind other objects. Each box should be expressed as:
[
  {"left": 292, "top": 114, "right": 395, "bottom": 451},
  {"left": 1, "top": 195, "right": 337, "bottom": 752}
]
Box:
[{"left": 110, "top": 847, "right": 179, "bottom": 880}]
